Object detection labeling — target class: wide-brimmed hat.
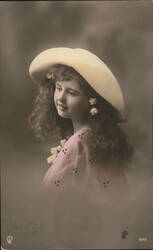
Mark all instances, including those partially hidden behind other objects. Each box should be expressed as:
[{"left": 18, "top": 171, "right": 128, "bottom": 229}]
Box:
[{"left": 29, "top": 47, "right": 127, "bottom": 122}]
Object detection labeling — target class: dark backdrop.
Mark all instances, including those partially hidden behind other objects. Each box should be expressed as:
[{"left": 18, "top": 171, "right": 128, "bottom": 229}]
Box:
[{"left": 1, "top": 1, "right": 152, "bottom": 249}]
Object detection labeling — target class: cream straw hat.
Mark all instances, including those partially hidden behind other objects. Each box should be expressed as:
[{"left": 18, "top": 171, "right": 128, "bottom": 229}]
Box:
[{"left": 29, "top": 47, "right": 127, "bottom": 122}]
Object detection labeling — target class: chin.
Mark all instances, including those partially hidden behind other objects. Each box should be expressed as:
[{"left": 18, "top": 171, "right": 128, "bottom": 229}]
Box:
[{"left": 57, "top": 110, "right": 70, "bottom": 119}]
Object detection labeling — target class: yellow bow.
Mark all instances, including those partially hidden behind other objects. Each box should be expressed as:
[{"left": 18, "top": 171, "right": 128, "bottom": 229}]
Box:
[{"left": 47, "top": 139, "right": 67, "bottom": 164}]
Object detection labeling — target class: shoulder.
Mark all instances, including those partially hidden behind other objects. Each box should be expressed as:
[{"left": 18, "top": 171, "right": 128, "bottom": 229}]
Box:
[
  {"left": 68, "top": 127, "right": 97, "bottom": 154},
  {"left": 73, "top": 127, "right": 95, "bottom": 144},
  {"left": 64, "top": 127, "right": 95, "bottom": 148}
]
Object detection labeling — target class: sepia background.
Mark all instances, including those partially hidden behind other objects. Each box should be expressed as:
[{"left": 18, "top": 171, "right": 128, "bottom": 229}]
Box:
[{"left": 1, "top": 1, "right": 152, "bottom": 249}]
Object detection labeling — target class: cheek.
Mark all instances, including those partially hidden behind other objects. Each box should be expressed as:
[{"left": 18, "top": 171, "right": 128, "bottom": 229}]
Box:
[{"left": 69, "top": 97, "right": 89, "bottom": 112}]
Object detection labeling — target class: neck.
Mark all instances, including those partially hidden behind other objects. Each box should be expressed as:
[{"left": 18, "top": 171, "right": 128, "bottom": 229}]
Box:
[{"left": 72, "top": 118, "right": 91, "bottom": 134}]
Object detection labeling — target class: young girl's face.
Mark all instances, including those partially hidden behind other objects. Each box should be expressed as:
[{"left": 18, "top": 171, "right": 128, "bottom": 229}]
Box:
[{"left": 54, "top": 78, "right": 89, "bottom": 121}]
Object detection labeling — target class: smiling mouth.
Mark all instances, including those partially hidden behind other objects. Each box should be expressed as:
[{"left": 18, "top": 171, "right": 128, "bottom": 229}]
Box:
[{"left": 57, "top": 104, "right": 68, "bottom": 110}]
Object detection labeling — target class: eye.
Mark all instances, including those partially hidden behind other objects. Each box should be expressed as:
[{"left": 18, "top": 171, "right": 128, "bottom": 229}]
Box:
[
  {"left": 67, "top": 90, "right": 78, "bottom": 96},
  {"left": 55, "top": 85, "right": 62, "bottom": 91},
  {"left": 69, "top": 92, "right": 77, "bottom": 96}
]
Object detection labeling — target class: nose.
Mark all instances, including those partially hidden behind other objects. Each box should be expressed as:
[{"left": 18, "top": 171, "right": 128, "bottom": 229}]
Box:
[{"left": 58, "top": 89, "right": 66, "bottom": 103}]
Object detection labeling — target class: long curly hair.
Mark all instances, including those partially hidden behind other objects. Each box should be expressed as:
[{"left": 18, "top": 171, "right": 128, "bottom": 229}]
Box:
[{"left": 29, "top": 64, "right": 133, "bottom": 165}]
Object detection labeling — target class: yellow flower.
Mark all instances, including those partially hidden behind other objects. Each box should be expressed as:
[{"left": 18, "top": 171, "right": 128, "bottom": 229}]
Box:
[
  {"left": 56, "top": 145, "right": 62, "bottom": 152},
  {"left": 50, "top": 147, "right": 58, "bottom": 154},
  {"left": 47, "top": 154, "right": 57, "bottom": 164},
  {"left": 60, "top": 139, "right": 67, "bottom": 147},
  {"left": 47, "top": 139, "right": 67, "bottom": 164}
]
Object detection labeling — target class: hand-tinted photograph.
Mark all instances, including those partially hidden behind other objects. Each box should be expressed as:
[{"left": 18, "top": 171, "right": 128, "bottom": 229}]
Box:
[{"left": 1, "top": 1, "right": 152, "bottom": 250}]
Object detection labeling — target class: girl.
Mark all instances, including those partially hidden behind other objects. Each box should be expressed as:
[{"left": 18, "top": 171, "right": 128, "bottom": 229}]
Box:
[
  {"left": 28, "top": 48, "right": 134, "bottom": 248},
  {"left": 28, "top": 47, "right": 133, "bottom": 202}
]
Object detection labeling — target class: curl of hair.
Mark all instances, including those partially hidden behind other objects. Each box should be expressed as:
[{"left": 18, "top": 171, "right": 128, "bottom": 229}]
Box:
[{"left": 29, "top": 64, "right": 133, "bottom": 165}]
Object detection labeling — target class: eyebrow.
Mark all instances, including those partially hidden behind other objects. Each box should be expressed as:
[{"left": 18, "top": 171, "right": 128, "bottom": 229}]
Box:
[{"left": 55, "top": 82, "right": 80, "bottom": 93}]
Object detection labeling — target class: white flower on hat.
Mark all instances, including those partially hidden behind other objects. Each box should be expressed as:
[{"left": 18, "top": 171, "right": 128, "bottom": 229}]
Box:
[
  {"left": 46, "top": 72, "right": 54, "bottom": 80},
  {"left": 90, "top": 107, "right": 98, "bottom": 116}
]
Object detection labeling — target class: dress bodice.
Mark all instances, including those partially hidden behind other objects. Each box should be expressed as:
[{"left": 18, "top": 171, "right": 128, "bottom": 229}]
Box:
[{"left": 41, "top": 127, "right": 129, "bottom": 203}]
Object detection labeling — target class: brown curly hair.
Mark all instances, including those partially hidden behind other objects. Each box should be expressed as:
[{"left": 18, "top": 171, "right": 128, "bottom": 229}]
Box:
[{"left": 29, "top": 64, "right": 133, "bottom": 165}]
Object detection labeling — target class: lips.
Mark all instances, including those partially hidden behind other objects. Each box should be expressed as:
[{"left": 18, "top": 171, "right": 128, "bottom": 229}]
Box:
[{"left": 57, "top": 103, "right": 68, "bottom": 110}]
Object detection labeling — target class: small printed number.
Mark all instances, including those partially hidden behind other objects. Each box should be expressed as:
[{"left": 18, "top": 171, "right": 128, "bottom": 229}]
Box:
[{"left": 138, "top": 237, "right": 147, "bottom": 242}]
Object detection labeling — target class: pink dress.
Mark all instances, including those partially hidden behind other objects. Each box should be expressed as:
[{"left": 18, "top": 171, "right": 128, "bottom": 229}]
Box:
[
  {"left": 42, "top": 127, "right": 129, "bottom": 203},
  {"left": 39, "top": 128, "right": 130, "bottom": 248}
]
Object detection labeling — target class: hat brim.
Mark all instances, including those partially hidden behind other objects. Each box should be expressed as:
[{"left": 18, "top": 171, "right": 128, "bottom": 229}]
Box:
[{"left": 29, "top": 47, "right": 127, "bottom": 122}]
